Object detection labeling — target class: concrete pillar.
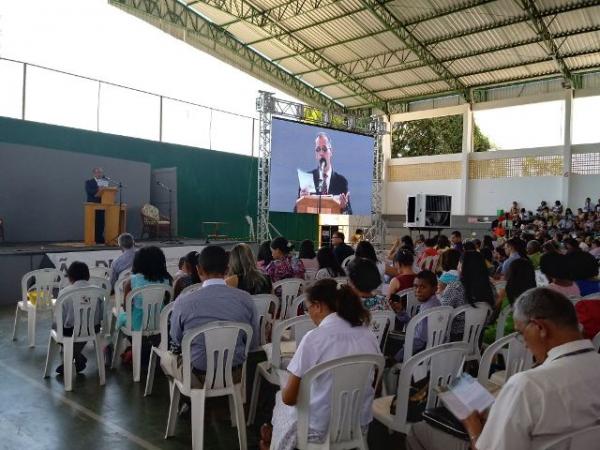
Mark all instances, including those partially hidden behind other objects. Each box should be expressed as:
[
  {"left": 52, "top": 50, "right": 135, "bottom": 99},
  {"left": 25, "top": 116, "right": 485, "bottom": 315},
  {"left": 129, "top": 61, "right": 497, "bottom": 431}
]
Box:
[
  {"left": 562, "top": 89, "right": 573, "bottom": 207},
  {"left": 460, "top": 106, "right": 473, "bottom": 215}
]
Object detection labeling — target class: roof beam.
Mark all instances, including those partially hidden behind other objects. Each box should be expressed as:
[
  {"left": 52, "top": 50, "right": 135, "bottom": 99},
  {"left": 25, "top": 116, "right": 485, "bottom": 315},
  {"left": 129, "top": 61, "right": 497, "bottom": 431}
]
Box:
[
  {"left": 189, "top": 0, "right": 386, "bottom": 108},
  {"left": 359, "top": 0, "right": 470, "bottom": 100},
  {"left": 277, "top": 0, "right": 600, "bottom": 64},
  {"left": 309, "top": 25, "right": 600, "bottom": 88},
  {"left": 517, "top": 0, "right": 574, "bottom": 85},
  {"left": 108, "top": 0, "right": 342, "bottom": 110}
]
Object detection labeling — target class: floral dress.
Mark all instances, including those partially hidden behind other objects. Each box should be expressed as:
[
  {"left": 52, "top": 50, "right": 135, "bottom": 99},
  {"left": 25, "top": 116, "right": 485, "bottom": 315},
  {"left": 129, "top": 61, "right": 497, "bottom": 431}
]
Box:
[{"left": 265, "top": 255, "right": 305, "bottom": 283}]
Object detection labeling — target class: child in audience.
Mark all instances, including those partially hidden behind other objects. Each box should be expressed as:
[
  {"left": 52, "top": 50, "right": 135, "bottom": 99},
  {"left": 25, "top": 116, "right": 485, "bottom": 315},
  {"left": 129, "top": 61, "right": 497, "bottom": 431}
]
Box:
[
  {"left": 386, "top": 249, "right": 417, "bottom": 301},
  {"left": 437, "top": 249, "right": 460, "bottom": 294},
  {"left": 347, "top": 257, "right": 388, "bottom": 311},
  {"left": 540, "top": 252, "right": 581, "bottom": 298},
  {"left": 315, "top": 246, "right": 345, "bottom": 279}
]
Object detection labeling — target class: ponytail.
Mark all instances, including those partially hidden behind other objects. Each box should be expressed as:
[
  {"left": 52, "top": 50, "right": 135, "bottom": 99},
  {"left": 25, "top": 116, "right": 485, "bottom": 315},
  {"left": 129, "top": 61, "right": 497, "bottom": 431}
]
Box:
[{"left": 306, "top": 279, "right": 371, "bottom": 327}]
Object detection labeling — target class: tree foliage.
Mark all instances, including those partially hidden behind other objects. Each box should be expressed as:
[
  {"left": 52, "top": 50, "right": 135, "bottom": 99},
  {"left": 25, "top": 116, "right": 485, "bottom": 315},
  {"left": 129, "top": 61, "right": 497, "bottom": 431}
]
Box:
[{"left": 392, "top": 114, "right": 495, "bottom": 157}]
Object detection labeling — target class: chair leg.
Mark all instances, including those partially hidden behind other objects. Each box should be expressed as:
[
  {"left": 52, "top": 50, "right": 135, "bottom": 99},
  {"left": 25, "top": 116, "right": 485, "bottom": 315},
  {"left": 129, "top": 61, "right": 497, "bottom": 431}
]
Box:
[
  {"left": 104, "top": 300, "right": 113, "bottom": 337},
  {"left": 63, "top": 338, "right": 74, "bottom": 392},
  {"left": 144, "top": 349, "right": 157, "bottom": 396},
  {"left": 191, "top": 389, "right": 207, "bottom": 450},
  {"left": 111, "top": 330, "right": 122, "bottom": 369},
  {"left": 132, "top": 332, "right": 142, "bottom": 382},
  {"left": 43, "top": 335, "right": 58, "bottom": 378},
  {"left": 247, "top": 365, "right": 262, "bottom": 425},
  {"left": 27, "top": 308, "right": 36, "bottom": 348},
  {"left": 12, "top": 305, "right": 20, "bottom": 341},
  {"left": 228, "top": 395, "right": 237, "bottom": 428},
  {"left": 232, "top": 385, "right": 248, "bottom": 450},
  {"left": 165, "top": 383, "right": 181, "bottom": 438},
  {"left": 95, "top": 335, "right": 106, "bottom": 386}
]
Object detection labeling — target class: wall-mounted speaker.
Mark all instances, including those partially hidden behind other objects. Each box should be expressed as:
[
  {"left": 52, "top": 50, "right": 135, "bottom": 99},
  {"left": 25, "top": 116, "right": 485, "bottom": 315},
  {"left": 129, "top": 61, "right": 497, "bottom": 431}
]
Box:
[{"left": 405, "top": 194, "right": 452, "bottom": 228}]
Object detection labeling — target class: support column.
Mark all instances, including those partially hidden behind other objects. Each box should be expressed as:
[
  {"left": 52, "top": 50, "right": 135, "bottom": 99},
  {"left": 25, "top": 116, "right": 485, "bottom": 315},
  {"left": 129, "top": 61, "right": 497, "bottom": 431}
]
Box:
[
  {"left": 460, "top": 105, "right": 473, "bottom": 215},
  {"left": 562, "top": 89, "right": 573, "bottom": 207}
]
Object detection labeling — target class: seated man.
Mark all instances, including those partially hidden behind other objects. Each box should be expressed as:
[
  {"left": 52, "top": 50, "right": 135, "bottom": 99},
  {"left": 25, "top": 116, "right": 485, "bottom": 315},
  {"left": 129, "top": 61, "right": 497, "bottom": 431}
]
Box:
[
  {"left": 407, "top": 287, "right": 600, "bottom": 450},
  {"left": 109, "top": 233, "right": 136, "bottom": 289},
  {"left": 54, "top": 261, "right": 103, "bottom": 374},
  {"left": 167, "top": 245, "right": 259, "bottom": 386}
]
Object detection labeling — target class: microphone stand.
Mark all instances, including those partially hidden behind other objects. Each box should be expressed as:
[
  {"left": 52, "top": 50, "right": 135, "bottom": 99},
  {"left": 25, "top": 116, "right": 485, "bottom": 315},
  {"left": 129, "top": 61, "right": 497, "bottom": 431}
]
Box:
[{"left": 156, "top": 182, "right": 182, "bottom": 244}]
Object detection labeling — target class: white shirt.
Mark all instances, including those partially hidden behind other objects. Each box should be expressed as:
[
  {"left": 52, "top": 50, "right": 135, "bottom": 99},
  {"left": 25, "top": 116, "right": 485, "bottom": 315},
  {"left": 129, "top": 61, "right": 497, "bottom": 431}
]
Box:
[
  {"left": 95, "top": 176, "right": 109, "bottom": 188},
  {"left": 286, "top": 313, "right": 381, "bottom": 432},
  {"left": 201, "top": 278, "right": 225, "bottom": 288},
  {"left": 477, "top": 339, "right": 600, "bottom": 450},
  {"left": 57, "top": 280, "right": 103, "bottom": 329}
]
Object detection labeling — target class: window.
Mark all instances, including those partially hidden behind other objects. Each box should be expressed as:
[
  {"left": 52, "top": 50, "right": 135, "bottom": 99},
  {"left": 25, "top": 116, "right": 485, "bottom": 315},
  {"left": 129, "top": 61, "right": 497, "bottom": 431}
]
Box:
[{"left": 573, "top": 95, "right": 600, "bottom": 145}]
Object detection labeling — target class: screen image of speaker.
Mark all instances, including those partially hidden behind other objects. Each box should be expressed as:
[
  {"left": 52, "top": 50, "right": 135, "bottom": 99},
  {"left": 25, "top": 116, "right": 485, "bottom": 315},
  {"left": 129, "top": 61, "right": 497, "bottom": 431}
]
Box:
[{"left": 405, "top": 194, "right": 452, "bottom": 228}]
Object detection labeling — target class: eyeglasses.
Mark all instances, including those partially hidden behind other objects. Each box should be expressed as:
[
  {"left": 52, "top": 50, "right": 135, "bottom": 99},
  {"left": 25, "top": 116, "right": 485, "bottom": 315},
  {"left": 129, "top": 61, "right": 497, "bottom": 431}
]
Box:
[
  {"left": 315, "top": 146, "right": 330, "bottom": 153},
  {"left": 515, "top": 319, "right": 541, "bottom": 342}
]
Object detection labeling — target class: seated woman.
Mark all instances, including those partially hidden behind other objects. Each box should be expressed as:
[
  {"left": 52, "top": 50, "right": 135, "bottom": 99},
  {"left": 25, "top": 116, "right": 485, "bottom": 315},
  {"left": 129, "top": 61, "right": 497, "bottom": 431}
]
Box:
[
  {"left": 264, "top": 237, "right": 305, "bottom": 283},
  {"left": 483, "top": 257, "right": 536, "bottom": 345},
  {"left": 256, "top": 240, "right": 273, "bottom": 270},
  {"left": 118, "top": 246, "right": 172, "bottom": 332},
  {"left": 298, "top": 239, "right": 318, "bottom": 271},
  {"left": 347, "top": 257, "right": 388, "bottom": 311},
  {"left": 355, "top": 241, "right": 385, "bottom": 279},
  {"left": 386, "top": 249, "right": 417, "bottom": 300},
  {"left": 264, "top": 279, "right": 380, "bottom": 450},
  {"left": 565, "top": 247, "right": 600, "bottom": 296},
  {"left": 225, "top": 243, "right": 272, "bottom": 295},
  {"left": 437, "top": 249, "right": 460, "bottom": 294},
  {"left": 315, "top": 246, "right": 345, "bottom": 279},
  {"left": 540, "top": 252, "right": 581, "bottom": 298},
  {"left": 172, "top": 251, "right": 200, "bottom": 299}
]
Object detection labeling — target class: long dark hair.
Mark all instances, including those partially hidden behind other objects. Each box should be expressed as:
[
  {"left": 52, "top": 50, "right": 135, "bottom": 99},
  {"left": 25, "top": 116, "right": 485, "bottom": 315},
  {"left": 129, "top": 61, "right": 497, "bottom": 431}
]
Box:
[
  {"left": 460, "top": 251, "right": 494, "bottom": 306},
  {"left": 401, "top": 235, "right": 414, "bottom": 251},
  {"left": 505, "top": 257, "right": 536, "bottom": 304},
  {"left": 355, "top": 241, "right": 377, "bottom": 262},
  {"left": 317, "top": 246, "right": 345, "bottom": 277},
  {"left": 306, "top": 278, "right": 370, "bottom": 326},
  {"left": 482, "top": 235, "right": 494, "bottom": 251},
  {"left": 185, "top": 251, "right": 201, "bottom": 284},
  {"left": 299, "top": 239, "right": 316, "bottom": 259},
  {"left": 437, "top": 235, "right": 450, "bottom": 250},
  {"left": 132, "top": 246, "right": 171, "bottom": 283},
  {"left": 257, "top": 240, "right": 273, "bottom": 265}
]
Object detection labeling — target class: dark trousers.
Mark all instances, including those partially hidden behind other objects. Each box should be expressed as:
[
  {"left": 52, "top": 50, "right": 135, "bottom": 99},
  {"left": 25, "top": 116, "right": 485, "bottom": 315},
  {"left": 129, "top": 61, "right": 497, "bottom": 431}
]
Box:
[
  {"left": 95, "top": 210, "right": 105, "bottom": 244},
  {"left": 62, "top": 325, "right": 101, "bottom": 357}
]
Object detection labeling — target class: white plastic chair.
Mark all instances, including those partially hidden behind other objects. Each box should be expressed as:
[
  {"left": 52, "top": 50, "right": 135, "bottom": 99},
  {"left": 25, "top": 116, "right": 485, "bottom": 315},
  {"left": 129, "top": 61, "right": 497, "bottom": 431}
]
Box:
[
  {"left": 89, "top": 267, "right": 111, "bottom": 279},
  {"left": 111, "top": 284, "right": 173, "bottom": 382},
  {"left": 396, "top": 287, "right": 419, "bottom": 319},
  {"left": 535, "top": 269, "right": 549, "bottom": 287},
  {"left": 179, "top": 282, "right": 203, "bottom": 297},
  {"left": 164, "top": 322, "right": 252, "bottom": 450},
  {"left": 247, "top": 315, "right": 316, "bottom": 425},
  {"left": 290, "top": 293, "right": 308, "bottom": 318},
  {"left": 43, "top": 286, "right": 106, "bottom": 391},
  {"left": 593, "top": 331, "right": 600, "bottom": 352},
  {"left": 341, "top": 255, "right": 355, "bottom": 274},
  {"left": 13, "top": 269, "right": 63, "bottom": 347},
  {"left": 400, "top": 306, "right": 453, "bottom": 363},
  {"left": 117, "top": 269, "right": 132, "bottom": 281},
  {"left": 166, "top": 264, "right": 180, "bottom": 278},
  {"left": 448, "top": 302, "right": 493, "bottom": 361},
  {"left": 251, "top": 294, "right": 278, "bottom": 345},
  {"left": 495, "top": 304, "right": 513, "bottom": 341},
  {"left": 296, "top": 354, "right": 385, "bottom": 450},
  {"left": 540, "top": 424, "right": 600, "bottom": 450},
  {"left": 89, "top": 276, "right": 111, "bottom": 295},
  {"left": 105, "top": 275, "right": 129, "bottom": 337},
  {"left": 370, "top": 310, "right": 396, "bottom": 347},
  {"left": 582, "top": 292, "right": 600, "bottom": 300},
  {"left": 334, "top": 276, "right": 349, "bottom": 286},
  {"left": 477, "top": 332, "right": 533, "bottom": 389},
  {"left": 304, "top": 269, "right": 317, "bottom": 281},
  {"left": 315, "top": 268, "right": 334, "bottom": 280},
  {"left": 373, "top": 342, "right": 469, "bottom": 434},
  {"left": 272, "top": 278, "right": 304, "bottom": 319},
  {"left": 144, "top": 302, "right": 175, "bottom": 396}
]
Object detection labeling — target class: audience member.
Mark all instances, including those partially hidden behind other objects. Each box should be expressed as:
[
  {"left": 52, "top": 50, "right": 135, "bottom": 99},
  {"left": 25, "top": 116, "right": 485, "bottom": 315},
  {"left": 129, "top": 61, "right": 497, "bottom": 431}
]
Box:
[
  {"left": 264, "top": 237, "right": 305, "bottom": 283},
  {"left": 450, "top": 230, "right": 463, "bottom": 253},
  {"left": 501, "top": 237, "right": 526, "bottom": 276},
  {"left": 387, "top": 249, "right": 417, "bottom": 300},
  {"left": 109, "top": 233, "right": 136, "bottom": 288},
  {"left": 174, "top": 256, "right": 186, "bottom": 279},
  {"left": 225, "top": 243, "right": 272, "bottom": 295},
  {"left": 355, "top": 241, "right": 385, "bottom": 277},
  {"left": 437, "top": 248, "right": 460, "bottom": 293},
  {"left": 526, "top": 239, "right": 542, "bottom": 269},
  {"left": 298, "top": 239, "right": 318, "bottom": 271},
  {"left": 347, "top": 258, "right": 387, "bottom": 311},
  {"left": 416, "top": 238, "right": 438, "bottom": 271},
  {"left": 257, "top": 240, "right": 273, "bottom": 269},
  {"left": 331, "top": 231, "right": 354, "bottom": 266},
  {"left": 173, "top": 251, "right": 200, "bottom": 299},
  {"left": 565, "top": 248, "right": 600, "bottom": 296},
  {"left": 315, "top": 246, "right": 345, "bottom": 279},
  {"left": 540, "top": 252, "right": 581, "bottom": 298},
  {"left": 408, "top": 287, "right": 600, "bottom": 450}
]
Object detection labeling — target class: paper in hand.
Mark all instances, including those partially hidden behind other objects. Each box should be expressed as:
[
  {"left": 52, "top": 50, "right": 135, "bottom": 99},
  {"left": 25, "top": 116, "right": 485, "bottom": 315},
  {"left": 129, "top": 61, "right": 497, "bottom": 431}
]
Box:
[
  {"left": 297, "top": 169, "right": 316, "bottom": 194},
  {"left": 437, "top": 373, "right": 495, "bottom": 420}
]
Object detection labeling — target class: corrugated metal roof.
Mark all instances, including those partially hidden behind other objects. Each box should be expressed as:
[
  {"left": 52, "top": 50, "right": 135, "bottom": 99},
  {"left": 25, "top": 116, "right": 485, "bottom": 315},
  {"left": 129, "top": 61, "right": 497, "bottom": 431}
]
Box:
[{"left": 139, "top": 0, "right": 600, "bottom": 109}]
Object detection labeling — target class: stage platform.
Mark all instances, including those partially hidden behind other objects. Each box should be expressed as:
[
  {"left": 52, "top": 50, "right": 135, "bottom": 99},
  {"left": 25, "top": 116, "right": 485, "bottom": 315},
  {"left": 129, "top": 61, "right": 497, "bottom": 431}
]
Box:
[{"left": 0, "top": 238, "right": 249, "bottom": 306}]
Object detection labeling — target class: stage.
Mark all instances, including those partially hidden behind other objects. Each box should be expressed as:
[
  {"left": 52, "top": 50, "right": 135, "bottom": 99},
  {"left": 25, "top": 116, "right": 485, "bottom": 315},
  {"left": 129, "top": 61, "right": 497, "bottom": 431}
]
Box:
[{"left": 0, "top": 238, "right": 250, "bottom": 306}]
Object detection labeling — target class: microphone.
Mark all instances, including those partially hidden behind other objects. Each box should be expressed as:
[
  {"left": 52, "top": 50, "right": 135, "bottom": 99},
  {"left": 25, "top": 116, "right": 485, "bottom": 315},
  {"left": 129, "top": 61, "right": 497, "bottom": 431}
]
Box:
[
  {"left": 318, "top": 158, "right": 327, "bottom": 194},
  {"left": 103, "top": 175, "right": 113, "bottom": 182},
  {"left": 319, "top": 158, "right": 327, "bottom": 172}
]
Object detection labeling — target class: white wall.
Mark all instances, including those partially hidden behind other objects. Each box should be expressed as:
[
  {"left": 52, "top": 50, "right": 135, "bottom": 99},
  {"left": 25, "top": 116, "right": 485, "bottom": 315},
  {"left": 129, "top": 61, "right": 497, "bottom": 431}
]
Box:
[
  {"left": 467, "top": 177, "right": 562, "bottom": 215},
  {"left": 386, "top": 180, "right": 463, "bottom": 215}
]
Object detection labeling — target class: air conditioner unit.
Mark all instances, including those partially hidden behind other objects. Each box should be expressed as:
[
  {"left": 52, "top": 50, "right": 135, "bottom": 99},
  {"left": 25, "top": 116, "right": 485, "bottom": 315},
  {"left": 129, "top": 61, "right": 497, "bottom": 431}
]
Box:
[{"left": 405, "top": 194, "right": 452, "bottom": 228}]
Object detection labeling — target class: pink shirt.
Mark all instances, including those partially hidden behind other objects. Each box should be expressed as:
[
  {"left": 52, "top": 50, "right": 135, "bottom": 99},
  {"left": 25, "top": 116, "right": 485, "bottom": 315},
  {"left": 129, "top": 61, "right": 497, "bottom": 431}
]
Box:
[{"left": 548, "top": 282, "right": 581, "bottom": 298}]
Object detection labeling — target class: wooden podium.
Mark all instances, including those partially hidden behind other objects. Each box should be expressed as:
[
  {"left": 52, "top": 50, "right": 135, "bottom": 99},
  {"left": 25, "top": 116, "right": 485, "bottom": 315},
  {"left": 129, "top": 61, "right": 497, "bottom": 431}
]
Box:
[
  {"left": 84, "top": 187, "right": 127, "bottom": 245},
  {"left": 296, "top": 195, "right": 342, "bottom": 214}
]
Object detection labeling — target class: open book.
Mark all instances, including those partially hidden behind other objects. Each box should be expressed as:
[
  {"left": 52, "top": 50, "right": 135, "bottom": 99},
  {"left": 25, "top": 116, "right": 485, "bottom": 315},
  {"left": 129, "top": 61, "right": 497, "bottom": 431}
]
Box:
[{"left": 436, "top": 373, "right": 495, "bottom": 420}]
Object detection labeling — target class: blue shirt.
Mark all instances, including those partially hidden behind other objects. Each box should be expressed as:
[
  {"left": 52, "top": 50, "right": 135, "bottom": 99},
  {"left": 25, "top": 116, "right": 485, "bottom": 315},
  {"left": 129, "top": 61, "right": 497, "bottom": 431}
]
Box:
[
  {"left": 501, "top": 252, "right": 520, "bottom": 275},
  {"left": 395, "top": 294, "right": 441, "bottom": 361},
  {"left": 110, "top": 248, "right": 136, "bottom": 288}
]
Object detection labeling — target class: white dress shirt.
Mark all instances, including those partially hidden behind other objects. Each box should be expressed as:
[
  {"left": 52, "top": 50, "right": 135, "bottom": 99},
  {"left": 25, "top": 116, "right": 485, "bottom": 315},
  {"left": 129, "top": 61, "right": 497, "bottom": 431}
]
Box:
[
  {"left": 286, "top": 313, "right": 381, "bottom": 433},
  {"left": 477, "top": 339, "right": 600, "bottom": 450}
]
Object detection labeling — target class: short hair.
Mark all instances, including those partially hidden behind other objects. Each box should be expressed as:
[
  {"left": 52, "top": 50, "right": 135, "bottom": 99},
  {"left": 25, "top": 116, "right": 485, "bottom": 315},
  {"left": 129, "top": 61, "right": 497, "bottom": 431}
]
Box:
[
  {"left": 416, "top": 270, "right": 437, "bottom": 288},
  {"left": 298, "top": 239, "right": 316, "bottom": 259},
  {"left": 333, "top": 231, "right": 345, "bottom": 242},
  {"left": 117, "top": 233, "right": 134, "bottom": 249},
  {"left": 198, "top": 245, "right": 228, "bottom": 275},
  {"left": 527, "top": 239, "right": 541, "bottom": 253},
  {"left": 463, "top": 241, "right": 476, "bottom": 252},
  {"left": 451, "top": 230, "right": 462, "bottom": 238},
  {"left": 315, "top": 132, "right": 332, "bottom": 149},
  {"left": 271, "top": 236, "right": 293, "bottom": 254},
  {"left": 67, "top": 261, "right": 90, "bottom": 282},
  {"left": 424, "top": 237, "right": 437, "bottom": 247},
  {"left": 347, "top": 258, "right": 381, "bottom": 293},
  {"left": 513, "top": 287, "right": 579, "bottom": 329},
  {"left": 394, "top": 249, "right": 414, "bottom": 266},
  {"left": 441, "top": 249, "right": 461, "bottom": 271}
]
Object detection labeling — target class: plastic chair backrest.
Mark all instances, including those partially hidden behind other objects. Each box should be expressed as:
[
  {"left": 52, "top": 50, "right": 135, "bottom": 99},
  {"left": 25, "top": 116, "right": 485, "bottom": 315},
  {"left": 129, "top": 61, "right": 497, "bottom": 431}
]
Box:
[
  {"left": 123, "top": 285, "right": 173, "bottom": 333},
  {"left": 304, "top": 269, "right": 317, "bottom": 281},
  {"left": 22, "top": 269, "right": 62, "bottom": 308},
  {"left": 296, "top": 354, "right": 385, "bottom": 449},
  {"left": 158, "top": 302, "right": 175, "bottom": 351},
  {"left": 251, "top": 294, "right": 278, "bottom": 345},
  {"left": 54, "top": 286, "right": 105, "bottom": 340},
  {"left": 449, "top": 302, "right": 493, "bottom": 358},
  {"left": 477, "top": 332, "right": 533, "bottom": 386},
  {"left": 539, "top": 424, "right": 600, "bottom": 450},
  {"left": 370, "top": 310, "right": 395, "bottom": 346},
  {"left": 341, "top": 255, "right": 355, "bottom": 273},
  {"left": 394, "top": 343, "right": 468, "bottom": 429},
  {"left": 315, "top": 268, "right": 333, "bottom": 280},
  {"left": 495, "top": 304, "right": 513, "bottom": 341},
  {"left": 535, "top": 270, "right": 549, "bottom": 287},
  {"left": 117, "top": 269, "right": 132, "bottom": 281},
  {"left": 179, "top": 282, "right": 203, "bottom": 297},
  {"left": 166, "top": 264, "right": 180, "bottom": 278},
  {"left": 593, "top": 331, "right": 600, "bottom": 352},
  {"left": 398, "top": 288, "right": 419, "bottom": 318},
  {"left": 89, "top": 276, "right": 111, "bottom": 296},
  {"left": 271, "top": 316, "right": 316, "bottom": 369},
  {"left": 290, "top": 293, "right": 307, "bottom": 318},
  {"left": 272, "top": 278, "right": 304, "bottom": 319},
  {"left": 420, "top": 255, "right": 439, "bottom": 272},
  {"left": 89, "top": 267, "right": 111, "bottom": 279},
  {"left": 180, "top": 321, "right": 252, "bottom": 392},
  {"left": 334, "top": 277, "right": 349, "bottom": 286},
  {"left": 403, "top": 306, "right": 453, "bottom": 362}
]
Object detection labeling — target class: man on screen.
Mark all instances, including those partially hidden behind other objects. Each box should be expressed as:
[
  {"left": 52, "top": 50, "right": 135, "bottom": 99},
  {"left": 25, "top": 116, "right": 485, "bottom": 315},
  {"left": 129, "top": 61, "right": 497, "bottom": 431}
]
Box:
[{"left": 298, "top": 132, "right": 352, "bottom": 214}]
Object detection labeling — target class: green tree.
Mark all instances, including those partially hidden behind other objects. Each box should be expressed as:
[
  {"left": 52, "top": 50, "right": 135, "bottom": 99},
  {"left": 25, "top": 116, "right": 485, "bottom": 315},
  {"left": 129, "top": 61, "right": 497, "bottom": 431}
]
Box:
[{"left": 392, "top": 115, "right": 495, "bottom": 157}]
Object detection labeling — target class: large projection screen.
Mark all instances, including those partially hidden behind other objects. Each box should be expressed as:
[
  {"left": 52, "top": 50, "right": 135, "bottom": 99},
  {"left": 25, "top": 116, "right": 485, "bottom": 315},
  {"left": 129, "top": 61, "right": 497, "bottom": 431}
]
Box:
[{"left": 269, "top": 118, "right": 374, "bottom": 215}]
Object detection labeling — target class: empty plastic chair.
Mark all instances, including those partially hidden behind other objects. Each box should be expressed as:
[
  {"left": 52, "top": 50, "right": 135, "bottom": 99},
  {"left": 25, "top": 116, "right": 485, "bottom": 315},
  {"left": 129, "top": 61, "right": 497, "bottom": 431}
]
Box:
[
  {"left": 272, "top": 278, "right": 304, "bottom": 319},
  {"left": 448, "top": 302, "right": 493, "bottom": 361},
  {"left": 477, "top": 332, "right": 533, "bottom": 389}
]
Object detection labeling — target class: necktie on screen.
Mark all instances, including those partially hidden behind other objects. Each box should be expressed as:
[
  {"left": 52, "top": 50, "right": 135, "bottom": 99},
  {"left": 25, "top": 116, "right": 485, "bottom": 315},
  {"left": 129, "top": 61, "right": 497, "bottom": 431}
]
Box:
[{"left": 322, "top": 173, "right": 328, "bottom": 195}]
